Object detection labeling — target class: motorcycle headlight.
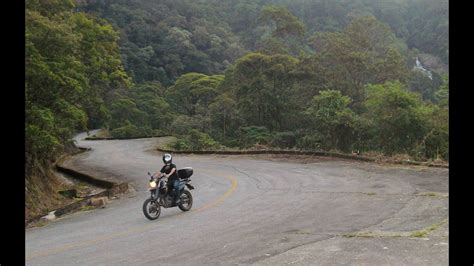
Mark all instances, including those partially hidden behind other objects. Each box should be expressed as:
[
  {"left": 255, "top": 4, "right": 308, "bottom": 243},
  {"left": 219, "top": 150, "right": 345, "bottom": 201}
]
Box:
[{"left": 149, "top": 181, "right": 157, "bottom": 188}]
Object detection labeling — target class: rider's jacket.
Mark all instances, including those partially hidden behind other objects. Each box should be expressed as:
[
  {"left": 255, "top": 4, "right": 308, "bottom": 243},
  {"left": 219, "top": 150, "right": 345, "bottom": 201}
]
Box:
[{"left": 160, "top": 163, "right": 178, "bottom": 181}]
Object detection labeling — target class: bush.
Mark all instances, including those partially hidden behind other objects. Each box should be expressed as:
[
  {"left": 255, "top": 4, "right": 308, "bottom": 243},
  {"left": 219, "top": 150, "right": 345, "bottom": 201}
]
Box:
[
  {"left": 170, "top": 115, "right": 201, "bottom": 135},
  {"left": 296, "top": 133, "right": 323, "bottom": 151},
  {"left": 187, "top": 129, "right": 220, "bottom": 150},
  {"left": 173, "top": 129, "right": 221, "bottom": 151},
  {"left": 425, "top": 130, "right": 448, "bottom": 161},
  {"left": 305, "top": 90, "right": 359, "bottom": 152},
  {"left": 110, "top": 124, "right": 140, "bottom": 138},
  {"left": 110, "top": 122, "right": 152, "bottom": 138},
  {"left": 152, "top": 128, "right": 170, "bottom": 136},
  {"left": 365, "top": 82, "right": 433, "bottom": 155},
  {"left": 412, "top": 128, "right": 448, "bottom": 161},
  {"left": 172, "top": 139, "right": 191, "bottom": 150},
  {"left": 221, "top": 138, "right": 240, "bottom": 148},
  {"left": 238, "top": 126, "right": 273, "bottom": 148},
  {"left": 271, "top": 131, "right": 296, "bottom": 148}
]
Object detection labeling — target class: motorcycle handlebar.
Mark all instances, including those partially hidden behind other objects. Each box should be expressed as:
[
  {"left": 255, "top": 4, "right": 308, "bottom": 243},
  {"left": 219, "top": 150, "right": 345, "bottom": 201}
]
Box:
[{"left": 148, "top": 172, "right": 163, "bottom": 178}]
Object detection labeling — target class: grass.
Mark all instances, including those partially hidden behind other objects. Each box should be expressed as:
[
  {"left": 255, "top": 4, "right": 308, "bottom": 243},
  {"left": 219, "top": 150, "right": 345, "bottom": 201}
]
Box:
[
  {"left": 156, "top": 136, "right": 178, "bottom": 150},
  {"left": 409, "top": 231, "right": 427, "bottom": 238},
  {"left": 409, "top": 219, "right": 448, "bottom": 238},
  {"left": 80, "top": 205, "right": 96, "bottom": 212},
  {"left": 32, "top": 219, "right": 49, "bottom": 228},
  {"left": 92, "top": 129, "right": 111, "bottom": 138},
  {"left": 420, "top": 192, "right": 437, "bottom": 196},
  {"left": 342, "top": 231, "right": 403, "bottom": 238},
  {"left": 75, "top": 182, "right": 89, "bottom": 189},
  {"left": 342, "top": 232, "right": 373, "bottom": 238},
  {"left": 416, "top": 192, "right": 449, "bottom": 199},
  {"left": 342, "top": 219, "right": 448, "bottom": 239}
]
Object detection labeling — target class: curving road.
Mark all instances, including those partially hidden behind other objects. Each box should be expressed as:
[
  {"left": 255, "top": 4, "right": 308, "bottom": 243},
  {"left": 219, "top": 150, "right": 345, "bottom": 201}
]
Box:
[{"left": 26, "top": 132, "right": 448, "bottom": 265}]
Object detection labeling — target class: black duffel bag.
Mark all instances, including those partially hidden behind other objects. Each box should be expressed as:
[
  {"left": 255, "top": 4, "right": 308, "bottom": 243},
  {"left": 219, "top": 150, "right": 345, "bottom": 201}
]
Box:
[{"left": 177, "top": 167, "right": 193, "bottom": 179}]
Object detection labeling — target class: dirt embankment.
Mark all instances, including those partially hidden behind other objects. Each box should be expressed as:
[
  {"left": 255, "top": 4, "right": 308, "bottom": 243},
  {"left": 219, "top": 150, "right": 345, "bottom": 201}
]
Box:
[
  {"left": 25, "top": 146, "right": 98, "bottom": 224},
  {"left": 25, "top": 165, "right": 75, "bottom": 222}
]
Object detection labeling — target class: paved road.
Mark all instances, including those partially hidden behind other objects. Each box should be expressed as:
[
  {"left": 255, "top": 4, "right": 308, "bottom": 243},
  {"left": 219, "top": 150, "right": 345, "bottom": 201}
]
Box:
[{"left": 25, "top": 132, "right": 448, "bottom": 265}]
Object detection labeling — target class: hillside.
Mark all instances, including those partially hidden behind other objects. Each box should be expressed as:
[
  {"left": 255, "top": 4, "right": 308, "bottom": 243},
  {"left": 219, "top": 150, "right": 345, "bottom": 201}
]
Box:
[{"left": 80, "top": 0, "right": 448, "bottom": 85}]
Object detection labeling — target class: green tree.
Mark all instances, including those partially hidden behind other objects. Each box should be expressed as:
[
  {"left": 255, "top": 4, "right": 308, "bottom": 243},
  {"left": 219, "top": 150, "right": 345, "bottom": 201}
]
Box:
[
  {"left": 305, "top": 90, "right": 359, "bottom": 151},
  {"left": 306, "top": 16, "right": 409, "bottom": 109},
  {"left": 26, "top": 0, "right": 129, "bottom": 164},
  {"left": 231, "top": 52, "right": 299, "bottom": 131},
  {"left": 129, "top": 82, "right": 172, "bottom": 130},
  {"left": 165, "top": 72, "right": 208, "bottom": 116},
  {"left": 364, "top": 81, "right": 432, "bottom": 155},
  {"left": 435, "top": 75, "right": 449, "bottom": 107},
  {"left": 258, "top": 5, "right": 306, "bottom": 55},
  {"left": 209, "top": 93, "right": 242, "bottom": 142},
  {"left": 109, "top": 97, "right": 147, "bottom": 129},
  {"left": 259, "top": 5, "right": 305, "bottom": 39},
  {"left": 26, "top": 0, "right": 131, "bottom": 217}
]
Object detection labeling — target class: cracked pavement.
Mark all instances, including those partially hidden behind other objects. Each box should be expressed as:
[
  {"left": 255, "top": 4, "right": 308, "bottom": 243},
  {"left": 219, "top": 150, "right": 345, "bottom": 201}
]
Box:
[{"left": 25, "top": 132, "right": 448, "bottom": 265}]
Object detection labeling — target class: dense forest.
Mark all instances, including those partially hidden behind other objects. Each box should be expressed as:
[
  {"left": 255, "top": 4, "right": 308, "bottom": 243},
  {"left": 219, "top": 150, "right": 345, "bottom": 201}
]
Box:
[
  {"left": 26, "top": 0, "right": 448, "bottom": 217},
  {"left": 80, "top": 0, "right": 448, "bottom": 85}
]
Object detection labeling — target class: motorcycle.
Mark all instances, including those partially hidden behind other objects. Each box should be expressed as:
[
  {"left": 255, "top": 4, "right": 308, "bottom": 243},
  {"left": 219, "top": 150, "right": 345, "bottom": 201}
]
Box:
[{"left": 143, "top": 167, "right": 195, "bottom": 220}]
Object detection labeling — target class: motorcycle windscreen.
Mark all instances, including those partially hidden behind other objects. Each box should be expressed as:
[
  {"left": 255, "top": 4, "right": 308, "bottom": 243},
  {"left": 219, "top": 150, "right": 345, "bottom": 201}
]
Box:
[{"left": 178, "top": 167, "right": 193, "bottom": 179}]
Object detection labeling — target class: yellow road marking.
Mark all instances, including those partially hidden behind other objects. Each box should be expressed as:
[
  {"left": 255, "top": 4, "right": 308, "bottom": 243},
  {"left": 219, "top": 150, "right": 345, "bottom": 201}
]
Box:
[
  {"left": 26, "top": 173, "right": 238, "bottom": 261},
  {"left": 194, "top": 173, "right": 238, "bottom": 212}
]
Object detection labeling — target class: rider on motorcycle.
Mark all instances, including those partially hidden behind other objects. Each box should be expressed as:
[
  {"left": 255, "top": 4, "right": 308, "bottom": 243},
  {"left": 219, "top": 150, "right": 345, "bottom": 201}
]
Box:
[{"left": 152, "top": 154, "right": 181, "bottom": 204}]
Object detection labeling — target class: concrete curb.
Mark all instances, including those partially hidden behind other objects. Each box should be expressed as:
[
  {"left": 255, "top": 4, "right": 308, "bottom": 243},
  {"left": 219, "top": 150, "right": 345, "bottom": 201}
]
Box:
[
  {"left": 55, "top": 165, "right": 116, "bottom": 189},
  {"left": 85, "top": 135, "right": 171, "bottom": 141},
  {"left": 156, "top": 148, "right": 448, "bottom": 168},
  {"left": 82, "top": 134, "right": 448, "bottom": 168},
  {"left": 54, "top": 164, "right": 130, "bottom": 197}
]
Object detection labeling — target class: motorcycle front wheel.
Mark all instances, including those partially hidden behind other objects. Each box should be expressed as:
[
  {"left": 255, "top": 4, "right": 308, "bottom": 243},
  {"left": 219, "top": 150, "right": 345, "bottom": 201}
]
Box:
[
  {"left": 143, "top": 198, "right": 161, "bottom": 220},
  {"left": 178, "top": 190, "right": 193, "bottom": 212}
]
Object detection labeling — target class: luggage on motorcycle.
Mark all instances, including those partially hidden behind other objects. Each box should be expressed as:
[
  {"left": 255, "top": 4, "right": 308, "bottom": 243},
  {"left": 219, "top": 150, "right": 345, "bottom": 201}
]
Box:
[{"left": 178, "top": 167, "right": 193, "bottom": 179}]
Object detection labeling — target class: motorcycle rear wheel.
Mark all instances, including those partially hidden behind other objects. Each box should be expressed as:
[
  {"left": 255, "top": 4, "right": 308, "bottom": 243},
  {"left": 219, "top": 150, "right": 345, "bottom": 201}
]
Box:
[
  {"left": 143, "top": 198, "right": 161, "bottom": 220},
  {"left": 178, "top": 190, "right": 193, "bottom": 211}
]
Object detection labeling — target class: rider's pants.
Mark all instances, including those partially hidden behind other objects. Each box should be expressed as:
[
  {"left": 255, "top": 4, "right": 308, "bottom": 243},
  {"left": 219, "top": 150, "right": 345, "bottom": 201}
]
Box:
[{"left": 172, "top": 179, "right": 181, "bottom": 201}]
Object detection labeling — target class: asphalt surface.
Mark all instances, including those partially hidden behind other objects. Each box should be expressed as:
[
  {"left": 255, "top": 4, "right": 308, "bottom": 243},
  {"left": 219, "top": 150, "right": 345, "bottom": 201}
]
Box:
[{"left": 25, "top": 131, "right": 449, "bottom": 265}]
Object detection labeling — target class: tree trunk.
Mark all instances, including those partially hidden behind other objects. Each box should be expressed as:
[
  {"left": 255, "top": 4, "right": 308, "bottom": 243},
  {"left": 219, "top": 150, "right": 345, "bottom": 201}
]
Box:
[{"left": 223, "top": 111, "right": 226, "bottom": 142}]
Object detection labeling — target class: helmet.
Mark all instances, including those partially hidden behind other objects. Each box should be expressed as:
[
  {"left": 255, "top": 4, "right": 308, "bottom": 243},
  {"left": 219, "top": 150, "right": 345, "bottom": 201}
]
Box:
[{"left": 162, "top": 153, "right": 172, "bottom": 164}]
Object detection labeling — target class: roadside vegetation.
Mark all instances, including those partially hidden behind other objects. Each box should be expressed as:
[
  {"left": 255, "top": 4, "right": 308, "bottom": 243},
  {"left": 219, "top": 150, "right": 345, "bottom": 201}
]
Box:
[
  {"left": 342, "top": 218, "right": 448, "bottom": 239},
  {"left": 26, "top": 0, "right": 130, "bottom": 219}
]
